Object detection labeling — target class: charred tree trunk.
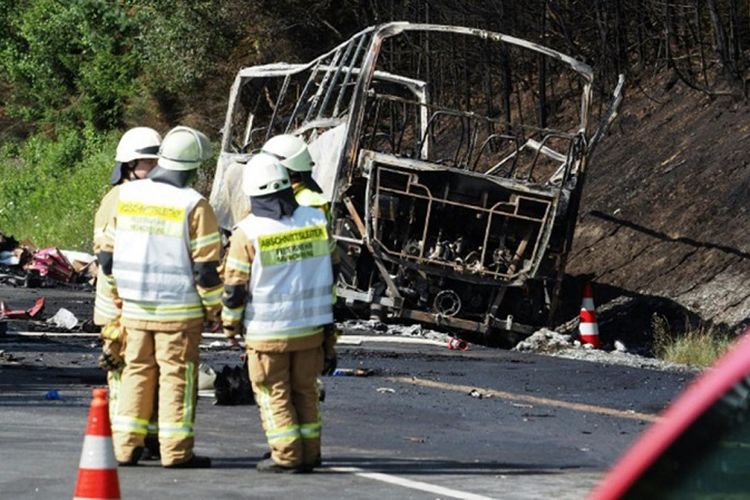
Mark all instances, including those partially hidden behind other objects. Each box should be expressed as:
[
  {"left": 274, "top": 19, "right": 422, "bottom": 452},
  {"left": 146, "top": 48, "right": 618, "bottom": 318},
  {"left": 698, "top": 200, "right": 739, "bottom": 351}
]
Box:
[
  {"left": 707, "top": 0, "right": 739, "bottom": 80},
  {"left": 538, "top": 0, "right": 548, "bottom": 129}
]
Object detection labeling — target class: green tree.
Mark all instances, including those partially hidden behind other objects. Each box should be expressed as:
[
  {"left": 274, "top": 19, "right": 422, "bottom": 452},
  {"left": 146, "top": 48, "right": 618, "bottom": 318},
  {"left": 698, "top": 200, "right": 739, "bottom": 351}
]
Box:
[{"left": 0, "top": 0, "right": 139, "bottom": 130}]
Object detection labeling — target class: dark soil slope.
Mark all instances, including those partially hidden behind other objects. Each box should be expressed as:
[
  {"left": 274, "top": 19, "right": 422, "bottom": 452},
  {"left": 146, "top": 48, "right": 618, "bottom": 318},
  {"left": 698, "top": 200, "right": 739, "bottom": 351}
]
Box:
[{"left": 567, "top": 75, "right": 750, "bottom": 332}]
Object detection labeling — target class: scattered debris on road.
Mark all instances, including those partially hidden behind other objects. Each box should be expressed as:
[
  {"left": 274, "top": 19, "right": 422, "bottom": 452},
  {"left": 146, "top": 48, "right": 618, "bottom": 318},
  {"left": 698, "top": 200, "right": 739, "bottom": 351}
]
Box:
[
  {"left": 469, "top": 389, "right": 492, "bottom": 399},
  {"left": 44, "top": 389, "right": 62, "bottom": 401},
  {"left": 0, "top": 297, "right": 45, "bottom": 320},
  {"left": 514, "top": 327, "right": 698, "bottom": 373},
  {"left": 339, "top": 319, "right": 455, "bottom": 345},
  {"left": 0, "top": 231, "right": 96, "bottom": 287},
  {"left": 332, "top": 367, "right": 374, "bottom": 377},
  {"left": 46, "top": 308, "right": 79, "bottom": 330},
  {"left": 376, "top": 387, "right": 396, "bottom": 394},
  {"left": 212, "top": 363, "right": 254, "bottom": 406}
]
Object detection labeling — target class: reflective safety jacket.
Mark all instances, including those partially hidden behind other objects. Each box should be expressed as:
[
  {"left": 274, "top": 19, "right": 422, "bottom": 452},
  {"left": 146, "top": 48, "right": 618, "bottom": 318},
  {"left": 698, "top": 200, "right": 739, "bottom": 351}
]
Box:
[
  {"left": 109, "top": 179, "right": 222, "bottom": 324},
  {"left": 224, "top": 206, "right": 334, "bottom": 351},
  {"left": 93, "top": 185, "right": 122, "bottom": 325},
  {"left": 293, "top": 183, "right": 331, "bottom": 224}
]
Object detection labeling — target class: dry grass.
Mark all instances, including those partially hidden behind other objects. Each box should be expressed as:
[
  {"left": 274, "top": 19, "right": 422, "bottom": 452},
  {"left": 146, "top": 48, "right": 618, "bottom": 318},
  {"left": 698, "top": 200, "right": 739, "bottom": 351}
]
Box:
[{"left": 651, "top": 313, "right": 733, "bottom": 367}]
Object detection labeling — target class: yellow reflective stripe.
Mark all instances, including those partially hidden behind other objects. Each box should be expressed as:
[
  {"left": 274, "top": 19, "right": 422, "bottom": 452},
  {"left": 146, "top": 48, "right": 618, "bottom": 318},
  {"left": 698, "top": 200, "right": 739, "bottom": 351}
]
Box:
[
  {"left": 190, "top": 231, "right": 220, "bottom": 251},
  {"left": 122, "top": 302, "right": 205, "bottom": 322},
  {"left": 246, "top": 326, "right": 323, "bottom": 341},
  {"left": 108, "top": 370, "right": 121, "bottom": 422},
  {"left": 267, "top": 424, "right": 301, "bottom": 444},
  {"left": 183, "top": 361, "right": 196, "bottom": 426},
  {"left": 199, "top": 285, "right": 222, "bottom": 306},
  {"left": 118, "top": 201, "right": 185, "bottom": 222},
  {"left": 158, "top": 423, "right": 194, "bottom": 438},
  {"left": 257, "top": 385, "right": 275, "bottom": 429},
  {"left": 125, "top": 302, "right": 202, "bottom": 312},
  {"left": 257, "top": 224, "right": 329, "bottom": 266},
  {"left": 222, "top": 305, "right": 243, "bottom": 322},
  {"left": 300, "top": 421, "right": 321, "bottom": 439},
  {"left": 113, "top": 415, "right": 149, "bottom": 435},
  {"left": 147, "top": 421, "right": 159, "bottom": 437},
  {"left": 226, "top": 256, "right": 250, "bottom": 274}
]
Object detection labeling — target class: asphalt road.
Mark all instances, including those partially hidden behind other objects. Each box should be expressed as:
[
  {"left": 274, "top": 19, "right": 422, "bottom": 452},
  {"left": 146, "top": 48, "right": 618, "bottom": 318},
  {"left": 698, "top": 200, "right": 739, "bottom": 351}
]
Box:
[{"left": 0, "top": 331, "right": 692, "bottom": 499}]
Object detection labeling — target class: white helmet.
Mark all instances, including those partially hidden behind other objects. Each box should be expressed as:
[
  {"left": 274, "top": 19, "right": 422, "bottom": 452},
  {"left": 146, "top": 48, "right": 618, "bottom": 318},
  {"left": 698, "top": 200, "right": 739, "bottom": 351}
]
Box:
[
  {"left": 158, "top": 126, "right": 212, "bottom": 171},
  {"left": 242, "top": 153, "right": 291, "bottom": 197},
  {"left": 115, "top": 127, "right": 161, "bottom": 163},
  {"left": 261, "top": 134, "right": 314, "bottom": 173}
]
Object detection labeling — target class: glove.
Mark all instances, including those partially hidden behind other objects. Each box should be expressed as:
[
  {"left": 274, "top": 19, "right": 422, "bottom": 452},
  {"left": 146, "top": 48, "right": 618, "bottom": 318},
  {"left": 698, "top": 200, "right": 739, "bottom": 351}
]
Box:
[
  {"left": 99, "top": 339, "right": 125, "bottom": 371},
  {"left": 321, "top": 324, "right": 338, "bottom": 376},
  {"left": 98, "top": 321, "right": 125, "bottom": 372}
]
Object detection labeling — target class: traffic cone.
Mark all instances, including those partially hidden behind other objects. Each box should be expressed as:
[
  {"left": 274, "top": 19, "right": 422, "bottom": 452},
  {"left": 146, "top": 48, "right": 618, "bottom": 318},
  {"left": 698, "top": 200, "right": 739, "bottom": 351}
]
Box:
[
  {"left": 579, "top": 282, "right": 602, "bottom": 349},
  {"left": 74, "top": 388, "right": 121, "bottom": 500}
]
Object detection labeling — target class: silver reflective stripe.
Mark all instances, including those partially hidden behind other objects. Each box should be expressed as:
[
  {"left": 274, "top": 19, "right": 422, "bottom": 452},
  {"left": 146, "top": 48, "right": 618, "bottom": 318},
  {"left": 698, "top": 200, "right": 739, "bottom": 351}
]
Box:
[
  {"left": 158, "top": 423, "right": 194, "bottom": 438},
  {"left": 183, "top": 361, "right": 196, "bottom": 426},
  {"left": 250, "top": 285, "right": 332, "bottom": 304},
  {"left": 246, "top": 304, "right": 332, "bottom": 323},
  {"left": 112, "top": 261, "right": 195, "bottom": 274},
  {"left": 267, "top": 425, "right": 301, "bottom": 443},
  {"left": 113, "top": 416, "right": 149, "bottom": 435},
  {"left": 78, "top": 436, "right": 118, "bottom": 469},
  {"left": 116, "top": 278, "right": 199, "bottom": 297},
  {"left": 257, "top": 385, "right": 276, "bottom": 429}
]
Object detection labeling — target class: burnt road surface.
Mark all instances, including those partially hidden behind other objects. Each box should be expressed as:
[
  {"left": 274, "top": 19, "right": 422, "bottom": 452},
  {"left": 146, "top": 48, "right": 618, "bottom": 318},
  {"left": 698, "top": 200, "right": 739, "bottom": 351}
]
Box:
[{"left": 0, "top": 327, "right": 692, "bottom": 499}]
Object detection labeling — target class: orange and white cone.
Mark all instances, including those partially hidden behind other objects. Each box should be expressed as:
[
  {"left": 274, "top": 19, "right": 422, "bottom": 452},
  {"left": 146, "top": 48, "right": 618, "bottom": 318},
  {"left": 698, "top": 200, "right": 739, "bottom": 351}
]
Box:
[
  {"left": 579, "top": 282, "right": 602, "bottom": 349},
  {"left": 74, "top": 388, "right": 121, "bottom": 500}
]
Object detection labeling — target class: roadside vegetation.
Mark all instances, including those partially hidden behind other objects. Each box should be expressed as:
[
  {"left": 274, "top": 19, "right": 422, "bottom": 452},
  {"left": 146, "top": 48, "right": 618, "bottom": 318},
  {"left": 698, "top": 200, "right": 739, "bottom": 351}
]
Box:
[
  {"left": 651, "top": 314, "right": 734, "bottom": 367},
  {"left": 0, "top": 1, "right": 242, "bottom": 249},
  {"left": 0, "top": 129, "right": 117, "bottom": 249}
]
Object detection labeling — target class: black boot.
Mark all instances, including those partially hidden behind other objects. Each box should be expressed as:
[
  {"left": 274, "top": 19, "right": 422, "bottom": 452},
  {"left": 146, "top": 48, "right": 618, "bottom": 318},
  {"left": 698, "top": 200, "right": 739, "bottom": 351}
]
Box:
[
  {"left": 262, "top": 450, "right": 321, "bottom": 470},
  {"left": 256, "top": 458, "right": 299, "bottom": 473},
  {"left": 117, "top": 446, "right": 143, "bottom": 467},
  {"left": 141, "top": 437, "right": 161, "bottom": 461}
]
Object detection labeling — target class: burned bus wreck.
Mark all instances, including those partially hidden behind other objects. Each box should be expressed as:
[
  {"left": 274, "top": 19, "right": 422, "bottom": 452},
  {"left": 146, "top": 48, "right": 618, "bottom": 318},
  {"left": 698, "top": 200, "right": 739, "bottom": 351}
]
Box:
[{"left": 210, "top": 22, "right": 623, "bottom": 340}]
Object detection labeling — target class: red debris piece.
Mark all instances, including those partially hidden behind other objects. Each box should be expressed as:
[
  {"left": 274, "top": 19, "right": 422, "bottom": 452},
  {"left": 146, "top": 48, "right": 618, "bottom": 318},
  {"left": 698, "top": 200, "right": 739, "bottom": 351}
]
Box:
[
  {"left": 26, "top": 297, "right": 45, "bottom": 318},
  {"left": 447, "top": 337, "right": 470, "bottom": 351},
  {"left": 25, "top": 248, "right": 76, "bottom": 283},
  {"left": 0, "top": 296, "right": 45, "bottom": 319}
]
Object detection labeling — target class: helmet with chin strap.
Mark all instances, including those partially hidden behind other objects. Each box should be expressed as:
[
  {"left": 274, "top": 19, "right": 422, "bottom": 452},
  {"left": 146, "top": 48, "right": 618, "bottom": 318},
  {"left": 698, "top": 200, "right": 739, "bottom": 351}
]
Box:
[
  {"left": 260, "top": 134, "right": 314, "bottom": 173},
  {"left": 242, "top": 153, "right": 291, "bottom": 197}
]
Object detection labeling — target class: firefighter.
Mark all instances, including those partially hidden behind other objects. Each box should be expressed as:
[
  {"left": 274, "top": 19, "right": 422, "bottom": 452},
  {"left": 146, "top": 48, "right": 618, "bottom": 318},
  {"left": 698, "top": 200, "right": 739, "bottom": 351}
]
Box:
[
  {"left": 260, "top": 134, "right": 338, "bottom": 375},
  {"left": 222, "top": 153, "right": 336, "bottom": 472},
  {"left": 98, "top": 126, "right": 222, "bottom": 468},
  {"left": 93, "top": 127, "right": 162, "bottom": 458},
  {"left": 260, "top": 134, "right": 329, "bottom": 221}
]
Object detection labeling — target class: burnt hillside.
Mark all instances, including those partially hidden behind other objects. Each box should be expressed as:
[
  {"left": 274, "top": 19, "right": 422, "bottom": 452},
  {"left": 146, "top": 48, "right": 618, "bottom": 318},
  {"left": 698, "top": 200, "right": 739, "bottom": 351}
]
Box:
[{"left": 568, "top": 74, "right": 750, "bottom": 331}]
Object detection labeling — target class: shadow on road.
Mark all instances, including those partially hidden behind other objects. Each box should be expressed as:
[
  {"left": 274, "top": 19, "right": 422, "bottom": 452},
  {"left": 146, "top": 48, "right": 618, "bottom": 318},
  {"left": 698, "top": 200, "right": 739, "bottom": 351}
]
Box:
[{"left": 209, "top": 456, "right": 582, "bottom": 475}]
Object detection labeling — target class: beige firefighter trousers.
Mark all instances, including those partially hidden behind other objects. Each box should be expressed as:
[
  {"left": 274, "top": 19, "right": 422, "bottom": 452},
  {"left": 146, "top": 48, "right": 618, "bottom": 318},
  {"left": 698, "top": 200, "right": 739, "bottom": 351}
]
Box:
[
  {"left": 112, "top": 325, "right": 201, "bottom": 466},
  {"left": 106, "top": 327, "right": 158, "bottom": 440},
  {"left": 247, "top": 346, "right": 324, "bottom": 467}
]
